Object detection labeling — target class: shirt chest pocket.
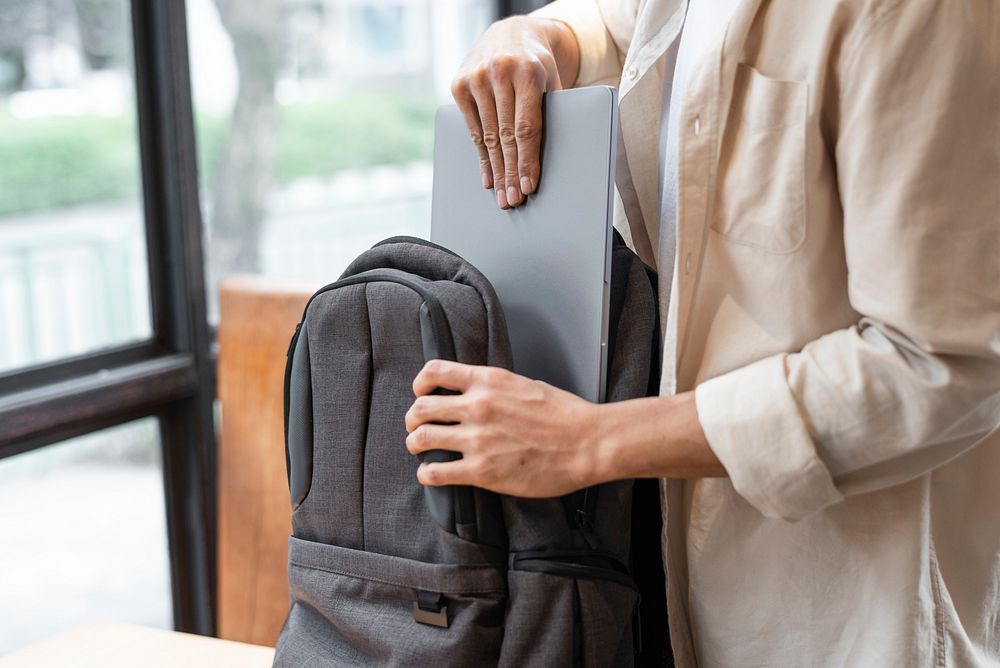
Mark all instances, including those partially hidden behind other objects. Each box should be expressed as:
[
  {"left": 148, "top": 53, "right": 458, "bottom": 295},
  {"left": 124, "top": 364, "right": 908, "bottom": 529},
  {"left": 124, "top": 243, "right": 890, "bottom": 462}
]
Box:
[{"left": 712, "top": 63, "right": 807, "bottom": 253}]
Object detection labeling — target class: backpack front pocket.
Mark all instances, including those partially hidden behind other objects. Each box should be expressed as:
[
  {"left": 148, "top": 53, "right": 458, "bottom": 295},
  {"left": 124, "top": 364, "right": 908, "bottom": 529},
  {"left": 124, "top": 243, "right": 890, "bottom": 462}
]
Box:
[
  {"left": 276, "top": 536, "right": 507, "bottom": 667},
  {"left": 498, "top": 556, "right": 640, "bottom": 667}
]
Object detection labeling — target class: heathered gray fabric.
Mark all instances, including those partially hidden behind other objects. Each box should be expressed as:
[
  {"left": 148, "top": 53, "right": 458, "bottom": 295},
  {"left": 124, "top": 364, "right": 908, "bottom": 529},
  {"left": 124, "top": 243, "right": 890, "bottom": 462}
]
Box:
[
  {"left": 275, "top": 239, "right": 513, "bottom": 668},
  {"left": 277, "top": 537, "right": 507, "bottom": 667},
  {"left": 497, "top": 571, "right": 576, "bottom": 664},
  {"left": 274, "top": 237, "right": 660, "bottom": 667}
]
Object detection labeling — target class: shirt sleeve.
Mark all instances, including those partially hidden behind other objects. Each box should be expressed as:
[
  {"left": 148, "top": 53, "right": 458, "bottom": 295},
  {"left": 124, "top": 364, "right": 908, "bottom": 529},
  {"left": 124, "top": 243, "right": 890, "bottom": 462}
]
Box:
[
  {"left": 529, "top": 0, "right": 631, "bottom": 87},
  {"left": 694, "top": 1, "right": 1000, "bottom": 521}
]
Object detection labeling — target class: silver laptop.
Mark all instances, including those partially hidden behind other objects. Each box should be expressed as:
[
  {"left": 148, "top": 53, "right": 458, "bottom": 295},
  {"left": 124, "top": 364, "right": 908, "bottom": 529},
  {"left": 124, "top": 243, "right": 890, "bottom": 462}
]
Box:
[{"left": 430, "top": 86, "right": 618, "bottom": 403}]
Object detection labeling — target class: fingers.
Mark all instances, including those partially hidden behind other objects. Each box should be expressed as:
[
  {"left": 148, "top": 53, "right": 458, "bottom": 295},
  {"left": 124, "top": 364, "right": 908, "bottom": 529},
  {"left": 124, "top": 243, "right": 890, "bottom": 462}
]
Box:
[
  {"left": 469, "top": 80, "right": 508, "bottom": 209},
  {"left": 404, "top": 394, "right": 465, "bottom": 433},
  {"left": 494, "top": 79, "right": 522, "bottom": 207},
  {"left": 453, "top": 59, "right": 544, "bottom": 209},
  {"left": 452, "top": 83, "right": 492, "bottom": 189},
  {"left": 512, "top": 79, "right": 543, "bottom": 196},
  {"left": 412, "top": 360, "right": 478, "bottom": 397},
  {"left": 418, "top": 459, "right": 481, "bottom": 487},
  {"left": 405, "top": 423, "right": 468, "bottom": 456},
  {"left": 450, "top": 17, "right": 565, "bottom": 209}
]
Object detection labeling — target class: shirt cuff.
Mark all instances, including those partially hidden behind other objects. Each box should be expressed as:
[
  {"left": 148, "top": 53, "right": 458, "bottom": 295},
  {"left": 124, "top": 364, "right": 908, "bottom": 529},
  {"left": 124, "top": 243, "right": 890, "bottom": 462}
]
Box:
[
  {"left": 530, "top": 0, "right": 622, "bottom": 87},
  {"left": 694, "top": 354, "right": 844, "bottom": 521}
]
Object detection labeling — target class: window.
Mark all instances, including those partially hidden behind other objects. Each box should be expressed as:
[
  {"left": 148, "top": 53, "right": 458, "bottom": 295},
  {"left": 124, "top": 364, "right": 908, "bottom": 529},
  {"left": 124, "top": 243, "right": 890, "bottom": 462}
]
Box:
[
  {"left": 186, "top": 0, "right": 496, "bottom": 317},
  {"left": 0, "top": 419, "right": 171, "bottom": 653},
  {"left": 0, "top": 0, "right": 216, "bottom": 639},
  {"left": 0, "top": 0, "right": 150, "bottom": 373}
]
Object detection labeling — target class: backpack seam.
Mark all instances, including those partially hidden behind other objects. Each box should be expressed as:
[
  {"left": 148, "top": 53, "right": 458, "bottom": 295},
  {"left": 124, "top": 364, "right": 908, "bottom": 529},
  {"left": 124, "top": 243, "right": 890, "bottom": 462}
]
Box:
[{"left": 288, "top": 560, "right": 506, "bottom": 594}]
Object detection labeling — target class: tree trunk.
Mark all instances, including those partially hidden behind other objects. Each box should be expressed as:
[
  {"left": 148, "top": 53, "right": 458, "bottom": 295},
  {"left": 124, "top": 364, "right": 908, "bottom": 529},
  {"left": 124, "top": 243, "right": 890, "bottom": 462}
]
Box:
[{"left": 207, "top": 0, "right": 282, "bottom": 312}]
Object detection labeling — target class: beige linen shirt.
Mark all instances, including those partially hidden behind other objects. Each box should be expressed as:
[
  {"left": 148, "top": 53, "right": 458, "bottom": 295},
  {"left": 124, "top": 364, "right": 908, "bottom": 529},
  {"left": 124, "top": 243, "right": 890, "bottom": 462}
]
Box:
[{"left": 532, "top": 0, "right": 1000, "bottom": 665}]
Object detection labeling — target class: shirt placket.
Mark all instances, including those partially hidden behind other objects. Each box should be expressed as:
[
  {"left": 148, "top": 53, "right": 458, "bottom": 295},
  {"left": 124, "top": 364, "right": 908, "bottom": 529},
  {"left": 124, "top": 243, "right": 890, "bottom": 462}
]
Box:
[
  {"left": 666, "top": 51, "right": 720, "bottom": 394},
  {"left": 666, "top": 0, "right": 764, "bottom": 393}
]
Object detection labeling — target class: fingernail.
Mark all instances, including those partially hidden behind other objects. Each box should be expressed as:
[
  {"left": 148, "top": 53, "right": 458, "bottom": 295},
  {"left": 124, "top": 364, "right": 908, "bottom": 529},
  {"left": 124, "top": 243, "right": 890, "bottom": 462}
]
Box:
[
  {"left": 507, "top": 186, "right": 519, "bottom": 206},
  {"left": 482, "top": 170, "right": 491, "bottom": 189},
  {"left": 497, "top": 188, "right": 508, "bottom": 209},
  {"left": 520, "top": 176, "right": 533, "bottom": 194}
]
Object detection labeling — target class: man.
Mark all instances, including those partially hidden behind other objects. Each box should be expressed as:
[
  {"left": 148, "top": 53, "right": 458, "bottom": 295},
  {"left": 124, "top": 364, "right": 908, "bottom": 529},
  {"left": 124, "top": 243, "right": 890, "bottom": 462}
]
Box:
[{"left": 404, "top": 0, "right": 1000, "bottom": 665}]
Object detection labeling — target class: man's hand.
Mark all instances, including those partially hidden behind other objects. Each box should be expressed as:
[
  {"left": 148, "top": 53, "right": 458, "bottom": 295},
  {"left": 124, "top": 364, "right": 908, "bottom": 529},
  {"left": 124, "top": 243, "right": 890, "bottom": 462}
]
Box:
[
  {"left": 451, "top": 16, "right": 580, "bottom": 210},
  {"left": 404, "top": 360, "right": 602, "bottom": 497},
  {"left": 404, "top": 361, "right": 726, "bottom": 497}
]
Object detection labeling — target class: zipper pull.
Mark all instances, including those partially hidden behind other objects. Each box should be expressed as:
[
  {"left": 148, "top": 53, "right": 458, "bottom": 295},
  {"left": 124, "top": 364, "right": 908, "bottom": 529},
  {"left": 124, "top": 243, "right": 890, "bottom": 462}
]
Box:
[{"left": 575, "top": 509, "right": 601, "bottom": 550}]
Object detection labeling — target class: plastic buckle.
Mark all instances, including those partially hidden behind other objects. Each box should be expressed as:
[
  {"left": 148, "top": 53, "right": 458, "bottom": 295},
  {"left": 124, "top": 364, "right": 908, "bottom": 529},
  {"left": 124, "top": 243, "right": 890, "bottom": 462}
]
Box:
[{"left": 412, "top": 590, "right": 449, "bottom": 628}]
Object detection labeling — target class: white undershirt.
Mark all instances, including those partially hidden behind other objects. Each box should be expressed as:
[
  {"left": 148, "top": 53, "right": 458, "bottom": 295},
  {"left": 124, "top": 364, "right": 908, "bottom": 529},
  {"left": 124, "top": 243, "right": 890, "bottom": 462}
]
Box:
[{"left": 658, "top": 0, "right": 744, "bottom": 294}]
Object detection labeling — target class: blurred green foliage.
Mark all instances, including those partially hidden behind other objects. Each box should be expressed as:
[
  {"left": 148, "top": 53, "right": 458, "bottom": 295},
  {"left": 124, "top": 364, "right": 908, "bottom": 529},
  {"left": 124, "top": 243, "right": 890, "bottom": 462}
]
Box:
[
  {"left": 274, "top": 94, "right": 437, "bottom": 181},
  {"left": 0, "top": 94, "right": 437, "bottom": 216},
  {"left": 0, "top": 113, "right": 140, "bottom": 215}
]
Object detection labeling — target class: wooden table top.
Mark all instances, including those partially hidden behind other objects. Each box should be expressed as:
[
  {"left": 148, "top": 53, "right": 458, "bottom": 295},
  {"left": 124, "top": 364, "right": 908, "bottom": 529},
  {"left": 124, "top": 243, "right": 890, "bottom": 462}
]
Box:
[{"left": 0, "top": 622, "right": 275, "bottom": 667}]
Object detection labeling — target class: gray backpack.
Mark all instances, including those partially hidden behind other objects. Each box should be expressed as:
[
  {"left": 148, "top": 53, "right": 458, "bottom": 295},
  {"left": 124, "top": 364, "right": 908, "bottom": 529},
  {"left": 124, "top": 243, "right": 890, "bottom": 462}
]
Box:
[{"left": 274, "top": 235, "right": 669, "bottom": 667}]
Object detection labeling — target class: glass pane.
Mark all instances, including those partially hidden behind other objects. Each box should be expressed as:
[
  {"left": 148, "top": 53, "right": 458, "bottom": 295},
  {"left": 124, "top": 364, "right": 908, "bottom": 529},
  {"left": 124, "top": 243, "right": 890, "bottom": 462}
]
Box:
[
  {"left": 0, "top": 0, "right": 151, "bottom": 372},
  {"left": 186, "top": 0, "right": 496, "bottom": 318},
  {"left": 0, "top": 418, "right": 171, "bottom": 653}
]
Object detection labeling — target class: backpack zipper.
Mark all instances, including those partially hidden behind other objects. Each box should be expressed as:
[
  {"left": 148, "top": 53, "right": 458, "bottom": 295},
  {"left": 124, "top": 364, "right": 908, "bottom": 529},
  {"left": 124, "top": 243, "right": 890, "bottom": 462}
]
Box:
[{"left": 511, "top": 548, "right": 637, "bottom": 590}]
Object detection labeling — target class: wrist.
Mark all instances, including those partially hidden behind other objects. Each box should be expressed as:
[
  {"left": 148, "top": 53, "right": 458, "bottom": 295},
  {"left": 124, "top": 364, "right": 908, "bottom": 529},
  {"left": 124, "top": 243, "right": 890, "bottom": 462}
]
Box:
[
  {"left": 579, "top": 401, "right": 622, "bottom": 486},
  {"left": 534, "top": 18, "right": 581, "bottom": 87}
]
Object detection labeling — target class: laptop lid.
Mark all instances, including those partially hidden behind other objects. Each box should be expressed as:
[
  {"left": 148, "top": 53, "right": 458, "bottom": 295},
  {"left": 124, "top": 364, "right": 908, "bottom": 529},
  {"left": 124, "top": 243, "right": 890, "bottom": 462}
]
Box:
[{"left": 430, "top": 86, "right": 618, "bottom": 403}]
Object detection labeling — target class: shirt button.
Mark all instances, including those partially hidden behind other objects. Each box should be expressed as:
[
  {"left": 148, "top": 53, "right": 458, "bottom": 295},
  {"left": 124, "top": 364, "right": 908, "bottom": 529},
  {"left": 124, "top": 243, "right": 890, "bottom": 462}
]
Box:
[
  {"left": 684, "top": 253, "right": 693, "bottom": 274},
  {"left": 693, "top": 115, "right": 702, "bottom": 136},
  {"left": 625, "top": 65, "right": 638, "bottom": 80}
]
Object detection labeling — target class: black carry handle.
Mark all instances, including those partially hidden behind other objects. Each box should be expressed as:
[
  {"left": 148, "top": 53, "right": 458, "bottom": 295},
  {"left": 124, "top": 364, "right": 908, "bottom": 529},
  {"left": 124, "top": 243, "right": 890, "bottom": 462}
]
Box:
[{"left": 417, "top": 302, "right": 478, "bottom": 541}]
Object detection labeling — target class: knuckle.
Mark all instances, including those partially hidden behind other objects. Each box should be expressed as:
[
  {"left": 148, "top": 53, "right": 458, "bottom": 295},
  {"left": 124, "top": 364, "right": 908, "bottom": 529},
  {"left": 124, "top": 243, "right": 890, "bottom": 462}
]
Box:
[
  {"left": 450, "top": 76, "right": 469, "bottom": 99},
  {"left": 468, "top": 395, "right": 492, "bottom": 420},
  {"left": 514, "top": 120, "right": 540, "bottom": 142},
  {"left": 481, "top": 367, "right": 507, "bottom": 387},
  {"left": 467, "top": 428, "right": 487, "bottom": 452},
  {"left": 488, "top": 55, "right": 516, "bottom": 80},
  {"left": 469, "top": 129, "right": 484, "bottom": 146},
  {"left": 425, "top": 359, "right": 446, "bottom": 377},
  {"left": 498, "top": 125, "right": 517, "bottom": 146},
  {"left": 469, "top": 65, "right": 489, "bottom": 90},
  {"left": 527, "top": 380, "right": 549, "bottom": 404},
  {"left": 515, "top": 56, "right": 545, "bottom": 78},
  {"left": 422, "top": 465, "right": 440, "bottom": 485},
  {"left": 482, "top": 131, "right": 501, "bottom": 150}
]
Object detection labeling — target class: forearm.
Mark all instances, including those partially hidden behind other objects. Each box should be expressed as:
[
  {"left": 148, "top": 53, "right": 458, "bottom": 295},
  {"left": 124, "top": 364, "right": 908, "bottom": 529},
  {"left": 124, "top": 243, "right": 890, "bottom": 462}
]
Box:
[{"left": 590, "top": 392, "right": 727, "bottom": 482}]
